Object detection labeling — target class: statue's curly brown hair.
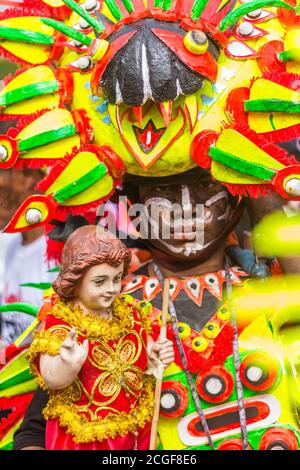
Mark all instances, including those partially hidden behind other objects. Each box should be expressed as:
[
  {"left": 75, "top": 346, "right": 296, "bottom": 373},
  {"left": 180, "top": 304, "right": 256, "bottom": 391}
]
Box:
[{"left": 53, "top": 225, "right": 131, "bottom": 301}]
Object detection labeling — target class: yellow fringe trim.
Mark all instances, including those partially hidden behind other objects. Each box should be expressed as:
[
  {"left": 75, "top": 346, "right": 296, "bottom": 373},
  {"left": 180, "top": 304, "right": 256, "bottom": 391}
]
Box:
[
  {"left": 27, "top": 329, "right": 69, "bottom": 390},
  {"left": 50, "top": 297, "right": 152, "bottom": 339},
  {"left": 43, "top": 376, "right": 155, "bottom": 443},
  {"left": 50, "top": 297, "right": 147, "bottom": 341}
]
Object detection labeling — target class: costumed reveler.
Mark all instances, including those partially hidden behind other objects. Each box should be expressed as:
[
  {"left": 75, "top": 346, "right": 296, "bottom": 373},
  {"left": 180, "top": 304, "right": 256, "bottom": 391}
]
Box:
[
  {"left": 10, "top": 169, "right": 300, "bottom": 451},
  {"left": 119, "top": 173, "right": 300, "bottom": 451},
  {"left": 1, "top": 0, "right": 300, "bottom": 452}
]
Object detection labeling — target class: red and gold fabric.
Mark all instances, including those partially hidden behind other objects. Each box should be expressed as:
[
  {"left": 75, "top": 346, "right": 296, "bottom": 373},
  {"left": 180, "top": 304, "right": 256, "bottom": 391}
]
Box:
[{"left": 27, "top": 297, "right": 154, "bottom": 449}]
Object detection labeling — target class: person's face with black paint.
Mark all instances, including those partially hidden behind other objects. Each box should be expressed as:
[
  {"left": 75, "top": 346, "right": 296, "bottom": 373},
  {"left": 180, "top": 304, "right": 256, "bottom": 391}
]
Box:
[{"left": 138, "top": 175, "right": 231, "bottom": 261}]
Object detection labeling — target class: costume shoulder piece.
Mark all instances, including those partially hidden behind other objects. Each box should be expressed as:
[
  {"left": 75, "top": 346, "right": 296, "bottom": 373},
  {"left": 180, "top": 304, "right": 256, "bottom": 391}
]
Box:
[{"left": 0, "top": 0, "right": 300, "bottom": 256}]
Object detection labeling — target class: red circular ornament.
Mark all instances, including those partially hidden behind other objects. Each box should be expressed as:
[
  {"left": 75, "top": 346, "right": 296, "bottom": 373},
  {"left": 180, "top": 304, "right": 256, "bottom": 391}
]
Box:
[
  {"left": 160, "top": 380, "right": 189, "bottom": 418},
  {"left": 259, "top": 428, "right": 299, "bottom": 450},
  {"left": 190, "top": 130, "right": 219, "bottom": 169},
  {"left": 0, "top": 134, "right": 19, "bottom": 169},
  {"left": 196, "top": 366, "right": 234, "bottom": 403},
  {"left": 240, "top": 352, "right": 280, "bottom": 392},
  {"left": 218, "top": 438, "right": 250, "bottom": 450},
  {"left": 3, "top": 194, "right": 58, "bottom": 234},
  {"left": 273, "top": 165, "right": 300, "bottom": 201}
]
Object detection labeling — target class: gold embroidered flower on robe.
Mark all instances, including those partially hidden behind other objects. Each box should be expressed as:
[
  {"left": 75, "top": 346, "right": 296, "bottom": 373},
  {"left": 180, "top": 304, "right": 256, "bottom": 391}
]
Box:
[{"left": 89, "top": 331, "right": 144, "bottom": 402}]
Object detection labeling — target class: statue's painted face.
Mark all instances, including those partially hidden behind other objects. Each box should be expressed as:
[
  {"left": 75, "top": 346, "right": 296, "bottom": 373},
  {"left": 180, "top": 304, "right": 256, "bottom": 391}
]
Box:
[
  {"left": 75, "top": 262, "right": 124, "bottom": 314},
  {"left": 138, "top": 176, "right": 230, "bottom": 261}
]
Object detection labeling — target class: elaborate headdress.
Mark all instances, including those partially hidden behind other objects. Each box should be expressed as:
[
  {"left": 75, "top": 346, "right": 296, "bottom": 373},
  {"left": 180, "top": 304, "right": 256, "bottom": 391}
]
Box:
[{"left": 0, "top": 0, "right": 300, "bottom": 245}]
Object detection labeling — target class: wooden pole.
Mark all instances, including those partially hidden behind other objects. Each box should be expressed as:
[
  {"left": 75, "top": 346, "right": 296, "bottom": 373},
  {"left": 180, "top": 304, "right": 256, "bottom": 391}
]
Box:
[{"left": 149, "top": 279, "right": 170, "bottom": 450}]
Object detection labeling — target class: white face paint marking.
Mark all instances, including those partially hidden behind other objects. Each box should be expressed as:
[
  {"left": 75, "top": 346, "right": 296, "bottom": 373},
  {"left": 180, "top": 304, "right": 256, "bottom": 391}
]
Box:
[
  {"left": 183, "top": 243, "right": 206, "bottom": 257},
  {"left": 145, "top": 198, "right": 185, "bottom": 254},
  {"left": 143, "top": 186, "right": 229, "bottom": 257},
  {"left": 205, "top": 191, "right": 228, "bottom": 207},
  {"left": 217, "top": 205, "right": 230, "bottom": 222},
  {"left": 182, "top": 185, "right": 193, "bottom": 233},
  {"left": 182, "top": 185, "right": 191, "bottom": 209},
  {"left": 205, "top": 210, "right": 213, "bottom": 223},
  {"left": 145, "top": 197, "right": 172, "bottom": 210}
]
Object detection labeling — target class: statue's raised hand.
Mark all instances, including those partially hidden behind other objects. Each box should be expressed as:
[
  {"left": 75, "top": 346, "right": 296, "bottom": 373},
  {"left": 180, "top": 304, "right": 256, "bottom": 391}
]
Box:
[{"left": 60, "top": 328, "right": 89, "bottom": 372}]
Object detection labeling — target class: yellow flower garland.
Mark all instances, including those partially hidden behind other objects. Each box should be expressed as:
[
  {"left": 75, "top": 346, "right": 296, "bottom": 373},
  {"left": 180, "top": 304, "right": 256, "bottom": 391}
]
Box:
[
  {"left": 44, "top": 296, "right": 153, "bottom": 339},
  {"left": 51, "top": 297, "right": 136, "bottom": 341}
]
